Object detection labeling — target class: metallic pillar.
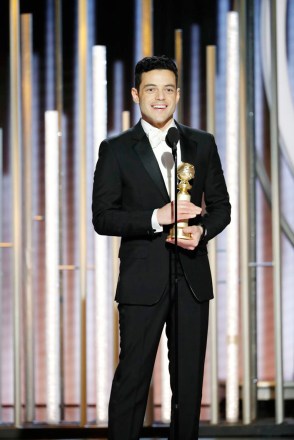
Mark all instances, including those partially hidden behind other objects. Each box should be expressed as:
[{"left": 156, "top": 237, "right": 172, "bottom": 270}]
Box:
[
  {"left": 10, "top": 0, "right": 22, "bottom": 427},
  {"left": 21, "top": 13, "right": 35, "bottom": 423},
  {"left": 55, "top": 0, "right": 65, "bottom": 420},
  {"left": 246, "top": 0, "right": 258, "bottom": 422},
  {"left": 206, "top": 45, "right": 219, "bottom": 424},
  {"left": 238, "top": 0, "right": 257, "bottom": 423},
  {"left": 78, "top": 0, "right": 88, "bottom": 425},
  {"left": 269, "top": 0, "right": 284, "bottom": 424},
  {"left": 239, "top": 0, "right": 252, "bottom": 423}
]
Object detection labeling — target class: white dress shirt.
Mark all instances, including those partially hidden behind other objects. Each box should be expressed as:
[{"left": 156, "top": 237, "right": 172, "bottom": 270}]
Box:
[{"left": 141, "top": 119, "right": 181, "bottom": 232}]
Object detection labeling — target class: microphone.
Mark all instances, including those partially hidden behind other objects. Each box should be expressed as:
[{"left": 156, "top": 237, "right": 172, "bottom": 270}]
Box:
[{"left": 165, "top": 127, "right": 179, "bottom": 156}]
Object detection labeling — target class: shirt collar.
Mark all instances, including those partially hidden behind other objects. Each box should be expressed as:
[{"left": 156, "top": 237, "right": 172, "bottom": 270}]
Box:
[
  {"left": 141, "top": 119, "right": 176, "bottom": 149},
  {"left": 141, "top": 118, "right": 175, "bottom": 135}
]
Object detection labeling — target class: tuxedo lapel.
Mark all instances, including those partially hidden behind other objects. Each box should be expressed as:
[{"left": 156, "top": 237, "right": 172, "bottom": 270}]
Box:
[
  {"left": 132, "top": 123, "right": 170, "bottom": 202},
  {"left": 177, "top": 122, "right": 198, "bottom": 165},
  {"left": 176, "top": 122, "right": 200, "bottom": 195}
]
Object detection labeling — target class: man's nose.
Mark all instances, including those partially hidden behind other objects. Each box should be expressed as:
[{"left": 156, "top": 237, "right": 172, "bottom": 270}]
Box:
[{"left": 155, "top": 89, "right": 165, "bottom": 99}]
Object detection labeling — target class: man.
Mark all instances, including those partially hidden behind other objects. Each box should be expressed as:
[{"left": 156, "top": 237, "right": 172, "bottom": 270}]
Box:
[{"left": 92, "top": 55, "right": 230, "bottom": 440}]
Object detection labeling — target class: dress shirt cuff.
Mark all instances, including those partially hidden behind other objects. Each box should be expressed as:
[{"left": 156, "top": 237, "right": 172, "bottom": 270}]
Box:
[{"left": 151, "top": 209, "right": 163, "bottom": 233}]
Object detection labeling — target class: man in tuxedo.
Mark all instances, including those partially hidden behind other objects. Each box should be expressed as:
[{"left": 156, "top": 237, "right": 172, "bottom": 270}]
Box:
[{"left": 92, "top": 55, "right": 230, "bottom": 440}]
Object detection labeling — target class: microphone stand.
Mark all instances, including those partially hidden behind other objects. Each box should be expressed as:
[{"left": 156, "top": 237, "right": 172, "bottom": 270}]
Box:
[{"left": 172, "top": 143, "right": 179, "bottom": 440}]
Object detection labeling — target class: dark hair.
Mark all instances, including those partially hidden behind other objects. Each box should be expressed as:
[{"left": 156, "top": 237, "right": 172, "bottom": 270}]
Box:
[{"left": 134, "top": 55, "right": 178, "bottom": 90}]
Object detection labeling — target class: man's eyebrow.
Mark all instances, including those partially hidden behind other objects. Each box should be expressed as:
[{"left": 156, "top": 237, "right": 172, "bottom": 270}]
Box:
[{"left": 143, "top": 83, "right": 176, "bottom": 88}]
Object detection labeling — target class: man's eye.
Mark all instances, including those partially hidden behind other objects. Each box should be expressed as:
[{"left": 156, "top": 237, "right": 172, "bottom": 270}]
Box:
[
  {"left": 166, "top": 88, "right": 174, "bottom": 93},
  {"left": 146, "top": 88, "right": 155, "bottom": 93}
]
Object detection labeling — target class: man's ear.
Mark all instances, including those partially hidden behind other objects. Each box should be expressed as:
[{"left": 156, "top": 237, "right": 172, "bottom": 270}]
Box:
[{"left": 131, "top": 87, "right": 140, "bottom": 104}]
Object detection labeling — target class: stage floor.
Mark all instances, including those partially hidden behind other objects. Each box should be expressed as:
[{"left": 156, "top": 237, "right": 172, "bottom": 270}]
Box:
[
  {"left": 0, "top": 432, "right": 294, "bottom": 440},
  {"left": 0, "top": 421, "right": 293, "bottom": 439}
]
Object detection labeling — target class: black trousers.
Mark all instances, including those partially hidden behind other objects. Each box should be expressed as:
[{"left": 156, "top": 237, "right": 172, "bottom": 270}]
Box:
[{"left": 108, "top": 273, "right": 209, "bottom": 440}]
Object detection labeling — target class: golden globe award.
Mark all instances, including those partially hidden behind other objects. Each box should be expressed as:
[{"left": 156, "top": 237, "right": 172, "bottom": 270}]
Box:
[{"left": 168, "top": 162, "right": 195, "bottom": 240}]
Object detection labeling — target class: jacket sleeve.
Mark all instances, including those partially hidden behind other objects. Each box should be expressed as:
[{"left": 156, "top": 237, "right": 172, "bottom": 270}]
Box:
[
  {"left": 198, "top": 134, "right": 231, "bottom": 242},
  {"left": 92, "top": 140, "right": 155, "bottom": 238}
]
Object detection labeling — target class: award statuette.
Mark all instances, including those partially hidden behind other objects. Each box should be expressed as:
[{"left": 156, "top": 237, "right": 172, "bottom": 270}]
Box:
[{"left": 168, "top": 162, "right": 195, "bottom": 240}]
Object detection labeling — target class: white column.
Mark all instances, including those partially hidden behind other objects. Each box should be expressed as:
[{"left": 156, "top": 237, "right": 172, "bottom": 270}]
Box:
[
  {"left": 225, "top": 11, "right": 240, "bottom": 423},
  {"left": 45, "top": 110, "right": 60, "bottom": 423},
  {"left": 93, "top": 45, "right": 113, "bottom": 424}
]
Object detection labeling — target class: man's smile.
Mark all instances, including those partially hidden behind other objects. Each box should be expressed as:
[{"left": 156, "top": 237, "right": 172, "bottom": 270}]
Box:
[{"left": 152, "top": 104, "right": 168, "bottom": 109}]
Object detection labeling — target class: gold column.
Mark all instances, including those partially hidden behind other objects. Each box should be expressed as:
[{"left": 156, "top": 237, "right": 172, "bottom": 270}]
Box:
[
  {"left": 175, "top": 29, "right": 183, "bottom": 122},
  {"left": 142, "top": 0, "right": 153, "bottom": 57},
  {"left": 10, "top": 0, "right": 22, "bottom": 427},
  {"left": 206, "top": 45, "right": 219, "bottom": 424},
  {"left": 21, "top": 13, "right": 34, "bottom": 423},
  {"left": 78, "top": 0, "right": 88, "bottom": 425}
]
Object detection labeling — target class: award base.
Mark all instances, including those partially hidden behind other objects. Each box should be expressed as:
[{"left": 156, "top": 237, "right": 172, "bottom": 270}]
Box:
[{"left": 168, "top": 225, "right": 192, "bottom": 240}]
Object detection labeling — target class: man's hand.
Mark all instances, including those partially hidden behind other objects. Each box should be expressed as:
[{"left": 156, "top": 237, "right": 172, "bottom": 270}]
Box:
[
  {"left": 157, "top": 201, "right": 201, "bottom": 226},
  {"left": 166, "top": 225, "right": 204, "bottom": 251}
]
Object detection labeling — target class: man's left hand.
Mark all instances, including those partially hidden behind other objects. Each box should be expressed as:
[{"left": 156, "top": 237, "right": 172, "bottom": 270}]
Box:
[{"left": 166, "top": 225, "right": 203, "bottom": 251}]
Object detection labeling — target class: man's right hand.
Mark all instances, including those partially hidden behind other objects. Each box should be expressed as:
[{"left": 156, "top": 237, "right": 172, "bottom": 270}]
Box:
[{"left": 157, "top": 200, "right": 202, "bottom": 225}]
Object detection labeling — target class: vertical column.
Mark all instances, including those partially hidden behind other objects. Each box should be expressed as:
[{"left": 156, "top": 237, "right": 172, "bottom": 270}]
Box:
[
  {"left": 54, "top": 0, "right": 65, "bottom": 420},
  {"left": 21, "top": 13, "right": 35, "bottom": 423},
  {"left": 269, "top": 0, "right": 284, "bottom": 424},
  {"left": 225, "top": 11, "right": 240, "bottom": 423},
  {"left": 78, "top": 0, "right": 88, "bottom": 426},
  {"left": 134, "top": 0, "right": 142, "bottom": 63},
  {"left": 238, "top": 0, "right": 257, "bottom": 424},
  {"left": 92, "top": 45, "right": 113, "bottom": 424},
  {"left": 246, "top": 0, "right": 258, "bottom": 422},
  {"left": 45, "top": 111, "right": 60, "bottom": 423},
  {"left": 134, "top": 0, "right": 153, "bottom": 122},
  {"left": 175, "top": 29, "right": 183, "bottom": 122},
  {"left": 190, "top": 25, "right": 200, "bottom": 128},
  {"left": 10, "top": 0, "right": 22, "bottom": 427},
  {"left": 206, "top": 45, "right": 219, "bottom": 424},
  {"left": 142, "top": 0, "right": 153, "bottom": 57},
  {"left": 111, "top": 61, "right": 124, "bottom": 135}
]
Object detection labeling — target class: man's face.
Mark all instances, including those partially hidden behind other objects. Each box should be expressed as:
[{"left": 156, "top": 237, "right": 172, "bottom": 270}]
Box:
[{"left": 131, "top": 69, "right": 180, "bottom": 130}]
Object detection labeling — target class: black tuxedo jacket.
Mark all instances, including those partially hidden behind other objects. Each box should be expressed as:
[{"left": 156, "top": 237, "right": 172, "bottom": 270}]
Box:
[{"left": 92, "top": 121, "right": 230, "bottom": 305}]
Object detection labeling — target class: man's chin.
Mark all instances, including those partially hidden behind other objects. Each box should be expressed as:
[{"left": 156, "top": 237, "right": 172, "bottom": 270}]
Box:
[{"left": 149, "top": 117, "right": 173, "bottom": 130}]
